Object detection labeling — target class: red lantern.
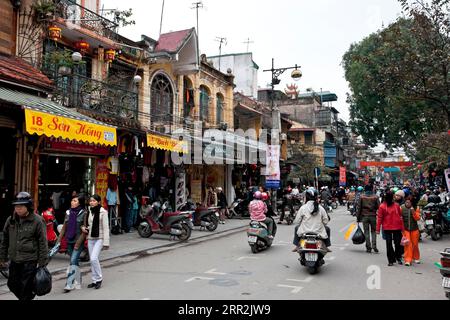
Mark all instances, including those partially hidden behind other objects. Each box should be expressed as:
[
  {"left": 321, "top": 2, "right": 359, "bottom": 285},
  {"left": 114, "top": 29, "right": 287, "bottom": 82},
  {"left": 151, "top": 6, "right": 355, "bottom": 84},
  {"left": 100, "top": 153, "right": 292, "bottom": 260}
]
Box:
[
  {"left": 251, "top": 164, "right": 257, "bottom": 170},
  {"left": 74, "top": 40, "right": 90, "bottom": 55},
  {"left": 431, "top": 171, "right": 437, "bottom": 177},
  {"left": 104, "top": 49, "right": 116, "bottom": 63},
  {"left": 48, "top": 25, "right": 62, "bottom": 42}
]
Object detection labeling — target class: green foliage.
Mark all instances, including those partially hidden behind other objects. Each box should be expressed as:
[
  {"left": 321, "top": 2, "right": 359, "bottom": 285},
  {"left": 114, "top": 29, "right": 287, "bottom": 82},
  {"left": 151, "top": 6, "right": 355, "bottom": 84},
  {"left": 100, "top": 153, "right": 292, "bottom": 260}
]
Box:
[
  {"left": 43, "top": 49, "right": 85, "bottom": 68},
  {"left": 107, "top": 8, "right": 136, "bottom": 27},
  {"left": 342, "top": 0, "right": 450, "bottom": 156},
  {"left": 32, "top": 0, "right": 56, "bottom": 16}
]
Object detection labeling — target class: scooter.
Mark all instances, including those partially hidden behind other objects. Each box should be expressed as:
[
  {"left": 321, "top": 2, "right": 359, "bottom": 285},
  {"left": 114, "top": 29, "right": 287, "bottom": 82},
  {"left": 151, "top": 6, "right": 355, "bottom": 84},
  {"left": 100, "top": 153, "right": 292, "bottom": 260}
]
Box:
[
  {"left": 297, "top": 232, "right": 328, "bottom": 275},
  {"left": 247, "top": 217, "right": 276, "bottom": 254},
  {"left": 180, "top": 200, "right": 220, "bottom": 232},
  {"left": 439, "top": 248, "right": 450, "bottom": 299},
  {"left": 422, "top": 202, "right": 450, "bottom": 241},
  {"left": 138, "top": 200, "right": 194, "bottom": 241},
  {"left": 227, "top": 198, "right": 250, "bottom": 219}
]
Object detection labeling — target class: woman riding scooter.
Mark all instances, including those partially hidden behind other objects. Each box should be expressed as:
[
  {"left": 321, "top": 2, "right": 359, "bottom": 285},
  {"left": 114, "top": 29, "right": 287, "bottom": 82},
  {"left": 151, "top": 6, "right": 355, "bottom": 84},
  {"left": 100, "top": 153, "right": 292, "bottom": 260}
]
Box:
[
  {"left": 292, "top": 188, "right": 332, "bottom": 252},
  {"left": 249, "top": 191, "right": 274, "bottom": 239}
]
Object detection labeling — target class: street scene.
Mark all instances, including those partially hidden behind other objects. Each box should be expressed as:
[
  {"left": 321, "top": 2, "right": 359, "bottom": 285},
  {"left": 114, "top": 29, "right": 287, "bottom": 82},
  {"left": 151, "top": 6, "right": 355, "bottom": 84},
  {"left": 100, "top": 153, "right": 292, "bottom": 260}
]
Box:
[{"left": 0, "top": 0, "right": 449, "bottom": 302}]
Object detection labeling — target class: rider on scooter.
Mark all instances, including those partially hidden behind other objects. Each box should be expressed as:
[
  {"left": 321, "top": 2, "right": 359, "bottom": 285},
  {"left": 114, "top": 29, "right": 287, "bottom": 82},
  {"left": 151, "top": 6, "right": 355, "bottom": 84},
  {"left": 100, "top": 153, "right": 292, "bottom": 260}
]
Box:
[
  {"left": 249, "top": 191, "right": 274, "bottom": 239},
  {"left": 292, "top": 188, "right": 332, "bottom": 252}
]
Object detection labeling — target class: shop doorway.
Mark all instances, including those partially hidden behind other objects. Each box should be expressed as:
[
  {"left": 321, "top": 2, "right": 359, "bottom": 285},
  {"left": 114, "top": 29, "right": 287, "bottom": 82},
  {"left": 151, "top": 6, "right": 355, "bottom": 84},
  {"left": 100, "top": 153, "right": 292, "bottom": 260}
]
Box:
[
  {"left": 38, "top": 154, "right": 96, "bottom": 223},
  {"left": 0, "top": 128, "right": 16, "bottom": 229}
]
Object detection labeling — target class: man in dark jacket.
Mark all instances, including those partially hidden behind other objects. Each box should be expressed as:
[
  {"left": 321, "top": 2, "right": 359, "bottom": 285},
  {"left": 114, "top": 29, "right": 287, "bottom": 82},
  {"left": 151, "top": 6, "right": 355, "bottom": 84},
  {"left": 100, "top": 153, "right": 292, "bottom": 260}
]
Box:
[
  {"left": 0, "top": 192, "right": 49, "bottom": 300},
  {"left": 357, "top": 185, "right": 380, "bottom": 253}
]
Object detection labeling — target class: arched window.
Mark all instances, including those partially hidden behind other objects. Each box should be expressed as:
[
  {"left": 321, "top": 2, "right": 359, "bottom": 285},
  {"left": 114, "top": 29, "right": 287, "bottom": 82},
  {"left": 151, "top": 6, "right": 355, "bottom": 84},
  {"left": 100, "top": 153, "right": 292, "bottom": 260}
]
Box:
[
  {"left": 216, "top": 93, "right": 224, "bottom": 124},
  {"left": 199, "top": 85, "right": 210, "bottom": 122},
  {"left": 151, "top": 74, "right": 173, "bottom": 122},
  {"left": 183, "top": 77, "right": 194, "bottom": 119}
]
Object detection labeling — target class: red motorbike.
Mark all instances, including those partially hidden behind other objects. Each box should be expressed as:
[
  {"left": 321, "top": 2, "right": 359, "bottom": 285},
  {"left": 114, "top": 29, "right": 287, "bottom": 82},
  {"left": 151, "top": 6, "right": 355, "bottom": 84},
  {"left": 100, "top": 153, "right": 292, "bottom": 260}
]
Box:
[
  {"left": 41, "top": 208, "right": 58, "bottom": 247},
  {"left": 138, "top": 200, "right": 194, "bottom": 241}
]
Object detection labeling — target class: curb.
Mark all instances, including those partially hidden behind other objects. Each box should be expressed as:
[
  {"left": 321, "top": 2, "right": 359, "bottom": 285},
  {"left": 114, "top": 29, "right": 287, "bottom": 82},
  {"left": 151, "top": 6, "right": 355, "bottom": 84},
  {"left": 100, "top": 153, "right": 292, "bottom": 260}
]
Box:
[{"left": 0, "top": 223, "right": 249, "bottom": 289}]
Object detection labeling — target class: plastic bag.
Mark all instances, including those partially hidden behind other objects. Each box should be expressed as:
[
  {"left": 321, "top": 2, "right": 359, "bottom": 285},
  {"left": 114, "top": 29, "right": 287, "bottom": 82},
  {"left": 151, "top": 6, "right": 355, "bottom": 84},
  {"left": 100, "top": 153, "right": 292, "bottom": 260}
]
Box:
[
  {"left": 34, "top": 266, "right": 52, "bottom": 296},
  {"left": 400, "top": 235, "right": 410, "bottom": 246},
  {"left": 352, "top": 224, "right": 366, "bottom": 245},
  {"left": 417, "top": 218, "right": 426, "bottom": 233}
]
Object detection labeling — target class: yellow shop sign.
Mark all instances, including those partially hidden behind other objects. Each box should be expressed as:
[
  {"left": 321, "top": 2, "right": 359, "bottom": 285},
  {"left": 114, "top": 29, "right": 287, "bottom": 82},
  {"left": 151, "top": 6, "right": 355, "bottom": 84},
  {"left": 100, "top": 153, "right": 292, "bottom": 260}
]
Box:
[
  {"left": 25, "top": 109, "right": 117, "bottom": 146},
  {"left": 146, "top": 133, "right": 188, "bottom": 153}
]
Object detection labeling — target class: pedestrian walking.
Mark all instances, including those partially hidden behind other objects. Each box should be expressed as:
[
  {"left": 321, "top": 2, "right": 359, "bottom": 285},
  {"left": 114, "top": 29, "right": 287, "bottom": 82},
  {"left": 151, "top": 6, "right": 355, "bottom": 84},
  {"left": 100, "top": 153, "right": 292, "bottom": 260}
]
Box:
[
  {"left": 401, "top": 197, "right": 421, "bottom": 266},
  {"left": 57, "top": 194, "right": 87, "bottom": 293},
  {"left": 216, "top": 187, "right": 227, "bottom": 224},
  {"left": 0, "top": 192, "right": 49, "bottom": 300},
  {"left": 124, "top": 186, "right": 135, "bottom": 233},
  {"left": 82, "top": 194, "right": 110, "bottom": 289},
  {"left": 356, "top": 185, "right": 380, "bottom": 253},
  {"left": 376, "top": 190, "right": 405, "bottom": 266}
]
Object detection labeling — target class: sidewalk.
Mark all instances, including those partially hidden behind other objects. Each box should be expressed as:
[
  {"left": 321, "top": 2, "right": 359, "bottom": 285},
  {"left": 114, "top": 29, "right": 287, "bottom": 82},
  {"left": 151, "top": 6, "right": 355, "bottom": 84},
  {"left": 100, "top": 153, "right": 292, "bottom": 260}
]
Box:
[{"left": 0, "top": 218, "right": 249, "bottom": 287}]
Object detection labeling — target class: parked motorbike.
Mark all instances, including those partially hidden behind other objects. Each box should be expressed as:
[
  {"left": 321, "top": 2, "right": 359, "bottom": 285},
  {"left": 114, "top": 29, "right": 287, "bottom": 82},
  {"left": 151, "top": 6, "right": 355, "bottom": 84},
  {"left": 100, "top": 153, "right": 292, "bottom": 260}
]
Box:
[
  {"left": 422, "top": 202, "right": 450, "bottom": 241},
  {"left": 347, "top": 202, "right": 355, "bottom": 215},
  {"left": 180, "top": 200, "right": 220, "bottom": 231},
  {"left": 138, "top": 200, "right": 194, "bottom": 241},
  {"left": 226, "top": 198, "right": 250, "bottom": 219},
  {"left": 439, "top": 248, "right": 450, "bottom": 299},
  {"left": 247, "top": 217, "right": 276, "bottom": 253},
  {"left": 297, "top": 232, "right": 328, "bottom": 275}
]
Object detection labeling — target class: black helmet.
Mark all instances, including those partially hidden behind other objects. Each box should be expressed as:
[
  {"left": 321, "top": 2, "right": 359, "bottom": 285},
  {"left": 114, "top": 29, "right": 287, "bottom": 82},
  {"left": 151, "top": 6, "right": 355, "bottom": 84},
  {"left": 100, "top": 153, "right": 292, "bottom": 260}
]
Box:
[
  {"left": 12, "top": 191, "right": 33, "bottom": 206},
  {"left": 305, "top": 187, "right": 318, "bottom": 201}
]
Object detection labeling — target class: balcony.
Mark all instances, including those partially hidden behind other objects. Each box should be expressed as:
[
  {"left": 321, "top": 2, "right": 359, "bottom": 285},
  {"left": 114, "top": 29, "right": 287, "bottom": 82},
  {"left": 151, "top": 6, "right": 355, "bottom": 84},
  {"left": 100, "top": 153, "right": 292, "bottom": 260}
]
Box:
[
  {"left": 53, "top": 0, "right": 118, "bottom": 43},
  {"left": 49, "top": 74, "right": 138, "bottom": 125}
]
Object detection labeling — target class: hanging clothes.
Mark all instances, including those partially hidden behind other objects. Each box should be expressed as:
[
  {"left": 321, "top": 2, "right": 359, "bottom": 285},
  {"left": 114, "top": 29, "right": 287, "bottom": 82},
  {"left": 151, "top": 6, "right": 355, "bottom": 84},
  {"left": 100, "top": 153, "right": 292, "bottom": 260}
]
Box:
[
  {"left": 151, "top": 149, "right": 157, "bottom": 166},
  {"left": 142, "top": 167, "right": 150, "bottom": 184}
]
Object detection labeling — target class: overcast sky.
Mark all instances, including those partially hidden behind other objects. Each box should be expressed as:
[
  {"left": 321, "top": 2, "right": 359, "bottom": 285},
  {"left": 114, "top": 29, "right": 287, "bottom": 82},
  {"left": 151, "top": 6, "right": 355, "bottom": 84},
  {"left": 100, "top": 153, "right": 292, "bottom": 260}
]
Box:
[{"left": 102, "top": 0, "right": 404, "bottom": 123}]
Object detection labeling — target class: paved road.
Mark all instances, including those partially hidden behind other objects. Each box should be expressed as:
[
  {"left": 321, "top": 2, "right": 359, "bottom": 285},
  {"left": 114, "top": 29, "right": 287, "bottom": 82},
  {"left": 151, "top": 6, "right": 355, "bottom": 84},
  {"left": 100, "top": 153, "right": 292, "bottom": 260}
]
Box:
[{"left": 0, "top": 206, "right": 447, "bottom": 300}]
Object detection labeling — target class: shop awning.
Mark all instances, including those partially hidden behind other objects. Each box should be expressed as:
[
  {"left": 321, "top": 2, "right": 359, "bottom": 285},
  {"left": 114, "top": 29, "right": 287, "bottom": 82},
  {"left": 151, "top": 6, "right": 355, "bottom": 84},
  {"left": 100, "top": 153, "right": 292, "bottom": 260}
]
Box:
[
  {"left": 0, "top": 87, "right": 117, "bottom": 146},
  {"left": 146, "top": 132, "right": 188, "bottom": 153}
]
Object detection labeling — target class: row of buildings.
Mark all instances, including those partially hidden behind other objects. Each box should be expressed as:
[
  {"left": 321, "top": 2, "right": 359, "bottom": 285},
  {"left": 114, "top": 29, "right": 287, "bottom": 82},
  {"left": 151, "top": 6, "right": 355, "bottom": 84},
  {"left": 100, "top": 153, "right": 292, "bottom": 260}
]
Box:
[{"left": 0, "top": 0, "right": 371, "bottom": 227}]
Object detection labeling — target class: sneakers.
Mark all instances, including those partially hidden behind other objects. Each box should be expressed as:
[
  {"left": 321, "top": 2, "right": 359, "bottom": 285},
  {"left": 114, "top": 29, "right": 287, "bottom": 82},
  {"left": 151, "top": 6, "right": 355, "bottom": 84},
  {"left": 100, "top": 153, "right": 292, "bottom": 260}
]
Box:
[
  {"left": 405, "top": 262, "right": 411, "bottom": 266},
  {"left": 366, "top": 248, "right": 372, "bottom": 253},
  {"left": 87, "top": 283, "right": 96, "bottom": 289},
  {"left": 388, "top": 263, "right": 394, "bottom": 266},
  {"left": 414, "top": 260, "right": 421, "bottom": 264}
]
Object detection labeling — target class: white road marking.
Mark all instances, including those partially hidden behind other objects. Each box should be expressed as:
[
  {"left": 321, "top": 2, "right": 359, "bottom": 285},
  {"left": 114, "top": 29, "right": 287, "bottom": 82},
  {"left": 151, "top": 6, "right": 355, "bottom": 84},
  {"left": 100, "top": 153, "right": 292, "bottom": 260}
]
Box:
[
  {"left": 286, "top": 277, "right": 313, "bottom": 283},
  {"left": 277, "top": 284, "right": 303, "bottom": 293},
  {"left": 236, "top": 255, "right": 264, "bottom": 261},
  {"left": 205, "top": 268, "right": 227, "bottom": 275},
  {"left": 185, "top": 276, "right": 215, "bottom": 282}
]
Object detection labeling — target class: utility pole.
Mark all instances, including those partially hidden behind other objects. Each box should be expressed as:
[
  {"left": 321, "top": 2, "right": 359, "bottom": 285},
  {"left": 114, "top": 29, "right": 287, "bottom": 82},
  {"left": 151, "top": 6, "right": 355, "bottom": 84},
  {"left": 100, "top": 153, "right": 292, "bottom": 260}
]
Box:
[
  {"left": 191, "top": 1, "right": 203, "bottom": 64},
  {"left": 159, "top": 0, "right": 165, "bottom": 38},
  {"left": 243, "top": 38, "right": 254, "bottom": 53},
  {"left": 215, "top": 36, "right": 227, "bottom": 71}
]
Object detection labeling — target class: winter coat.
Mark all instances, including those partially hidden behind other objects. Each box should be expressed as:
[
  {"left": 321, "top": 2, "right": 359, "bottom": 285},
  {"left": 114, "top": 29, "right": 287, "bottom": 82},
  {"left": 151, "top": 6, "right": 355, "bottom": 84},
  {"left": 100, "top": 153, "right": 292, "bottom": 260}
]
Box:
[
  {"left": 0, "top": 213, "right": 49, "bottom": 267},
  {"left": 217, "top": 193, "right": 228, "bottom": 209},
  {"left": 376, "top": 202, "right": 404, "bottom": 233},
  {"left": 58, "top": 208, "right": 86, "bottom": 249},
  {"left": 295, "top": 201, "right": 329, "bottom": 239},
  {"left": 249, "top": 200, "right": 267, "bottom": 222},
  {"left": 85, "top": 207, "right": 110, "bottom": 246},
  {"left": 357, "top": 193, "right": 380, "bottom": 218},
  {"left": 401, "top": 205, "right": 420, "bottom": 231}
]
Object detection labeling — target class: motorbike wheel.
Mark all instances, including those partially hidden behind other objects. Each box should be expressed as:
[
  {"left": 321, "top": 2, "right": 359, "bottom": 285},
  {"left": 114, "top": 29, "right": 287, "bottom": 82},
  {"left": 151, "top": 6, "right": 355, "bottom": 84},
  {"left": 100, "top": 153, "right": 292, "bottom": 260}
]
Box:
[
  {"left": 206, "top": 216, "right": 219, "bottom": 232},
  {"left": 331, "top": 202, "right": 338, "bottom": 210},
  {"left": 138, "top": 223, "right": 153, "bottom": 238},
  {"left": 431, "top": 229, "right": 441, "bottom": 241},
  {"left": 250, "top": 244, "right": 259, "bottom": 254},
  {"left": 0, "top": 269, "right": 8, "bottom": 279},
  {"left": 225, "top": 209, "right": 233, "bottom": 219},
  {"left": 307, "top": 266, "right": 318, "bottom": 275},
  {"left": 177, "top": 223, "right": 191, "bottom": 241},
  {"left": 286, "top": 215, "right": 293, "bottom": 225}
]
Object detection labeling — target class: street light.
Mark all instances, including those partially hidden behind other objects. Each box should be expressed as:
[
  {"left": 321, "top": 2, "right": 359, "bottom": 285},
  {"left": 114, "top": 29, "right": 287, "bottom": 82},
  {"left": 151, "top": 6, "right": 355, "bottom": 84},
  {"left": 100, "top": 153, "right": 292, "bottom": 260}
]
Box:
[{"left": 263, "top": 58, "right": 302, "bottom": 213}]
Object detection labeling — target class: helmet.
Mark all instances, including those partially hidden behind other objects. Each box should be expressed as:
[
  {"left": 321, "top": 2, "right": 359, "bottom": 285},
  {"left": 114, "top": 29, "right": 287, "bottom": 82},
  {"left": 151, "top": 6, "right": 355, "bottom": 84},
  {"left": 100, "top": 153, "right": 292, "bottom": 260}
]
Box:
[
  {"left": 305, "top": 187, "right": 318, "bottom": 201},
  {"left": 261, "top": 192, "right": 269, "bottom": 201},
  {"left": 253, "top": 191, "right": 262, "bottom": 199},
  {"left": 402, "top": 188, "right": 411, "bottom": 197},
  {"left": 287, "top": 187, "right": 292, "bottom": 192},
  {"left": 357, "top": 186, "right": 364, "bottom": 192},
  {"left": 395, "top": 190, "right": 405, "bottom": 198},
  {"left": 392, "top": 187, "right": 399, "bottom": 193},
  {"left": 350, "top": 187, "right": 355, "bottom": 191},
  {"left": 12, "top": 192, "right": 33, "bottom": 206},
  {"left": 433, "top": 188, "right": 440, "bottom": 195}
]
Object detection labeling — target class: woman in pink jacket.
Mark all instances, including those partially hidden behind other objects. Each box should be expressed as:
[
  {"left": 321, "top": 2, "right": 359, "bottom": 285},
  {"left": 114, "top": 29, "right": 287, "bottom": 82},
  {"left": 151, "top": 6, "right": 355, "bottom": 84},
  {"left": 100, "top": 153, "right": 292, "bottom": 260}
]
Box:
[
  {"left": 376, "top": 190, "right": 405, "bottom": 266},
  {"left": 249, "top": 191, "right": 274, "bottom": 238}
]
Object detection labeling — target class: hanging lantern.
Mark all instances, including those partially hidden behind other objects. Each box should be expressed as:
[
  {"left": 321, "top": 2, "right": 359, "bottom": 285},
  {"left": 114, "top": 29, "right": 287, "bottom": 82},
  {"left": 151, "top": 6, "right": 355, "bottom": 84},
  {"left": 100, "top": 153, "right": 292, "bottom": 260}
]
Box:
[
  {"left": 104, "top": 49, "right": 116, "bottom": 63},
  {"left": 48, "top": 25, "right": 62, "bottom": 42},
  {"left": 74, "top": 39, "right": 90, "bottom": 55}
]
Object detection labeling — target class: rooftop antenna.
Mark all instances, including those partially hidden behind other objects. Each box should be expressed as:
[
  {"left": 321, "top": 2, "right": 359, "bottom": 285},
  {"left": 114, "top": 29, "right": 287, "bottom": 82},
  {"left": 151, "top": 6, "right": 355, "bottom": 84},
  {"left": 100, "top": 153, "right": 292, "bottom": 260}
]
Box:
[
  {"left": 191, "top": 1, "right": 204, "bottom": 65},
  {"left": 243, "top": 38, "right": 254, "bottom": 52},
  {"left": 215, "top": 36, "right": 227, "bottom": 70},
  {"left": 159, "top": 0, "right": 165, "bottom": 38}
]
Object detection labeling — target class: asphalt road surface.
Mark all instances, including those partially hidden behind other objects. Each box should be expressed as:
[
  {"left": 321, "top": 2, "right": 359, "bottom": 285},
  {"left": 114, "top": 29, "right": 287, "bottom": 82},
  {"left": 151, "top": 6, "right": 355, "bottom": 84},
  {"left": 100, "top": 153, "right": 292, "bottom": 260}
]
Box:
[{"left": 0, "top": 206, "right": 447, "bottom": 300}]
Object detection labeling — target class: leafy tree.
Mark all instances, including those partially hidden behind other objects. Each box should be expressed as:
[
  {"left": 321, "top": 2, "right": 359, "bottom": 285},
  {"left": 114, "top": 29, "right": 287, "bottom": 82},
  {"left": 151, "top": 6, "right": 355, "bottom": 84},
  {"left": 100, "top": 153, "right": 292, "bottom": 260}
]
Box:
[
  {"left": 106, "top": 8, "right": 136, "bottom": 28},
  {"left": 343, "top": 0, "right": 449, "bottom": 152}
]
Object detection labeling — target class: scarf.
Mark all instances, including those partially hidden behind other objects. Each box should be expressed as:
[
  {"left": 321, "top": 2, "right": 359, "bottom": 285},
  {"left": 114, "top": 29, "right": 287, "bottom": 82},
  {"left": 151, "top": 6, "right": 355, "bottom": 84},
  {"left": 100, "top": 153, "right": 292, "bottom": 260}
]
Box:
[
  {"left": 90, "top": 205, "right": 101, "bottom": 238},
  {"left": 67, "top": 206, "right": 82, "bottom": 241}
]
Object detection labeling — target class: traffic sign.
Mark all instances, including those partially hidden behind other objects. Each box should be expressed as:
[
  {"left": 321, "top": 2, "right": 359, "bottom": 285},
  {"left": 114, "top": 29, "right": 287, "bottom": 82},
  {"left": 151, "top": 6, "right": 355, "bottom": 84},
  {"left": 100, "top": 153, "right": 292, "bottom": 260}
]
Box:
[{"left": 314, "top": 167, "right": 321, "bottom": 177}]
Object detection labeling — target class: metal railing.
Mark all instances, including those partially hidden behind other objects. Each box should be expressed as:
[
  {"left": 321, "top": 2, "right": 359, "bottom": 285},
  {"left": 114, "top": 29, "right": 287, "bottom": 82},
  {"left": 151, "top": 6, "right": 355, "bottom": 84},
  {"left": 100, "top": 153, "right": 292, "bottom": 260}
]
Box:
[
  {"left": 54, "top": 0, "right": 118, "bottom": 40},
  {"left": 50, "top": 74, "right": 138, "bottom": 121}
]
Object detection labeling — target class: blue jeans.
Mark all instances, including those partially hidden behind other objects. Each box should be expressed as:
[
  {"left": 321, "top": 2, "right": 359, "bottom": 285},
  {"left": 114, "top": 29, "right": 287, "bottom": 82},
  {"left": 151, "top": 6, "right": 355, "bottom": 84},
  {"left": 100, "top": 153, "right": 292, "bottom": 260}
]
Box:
[{"left": 67, "top": 242, "right": 84, "bottom": 266}]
